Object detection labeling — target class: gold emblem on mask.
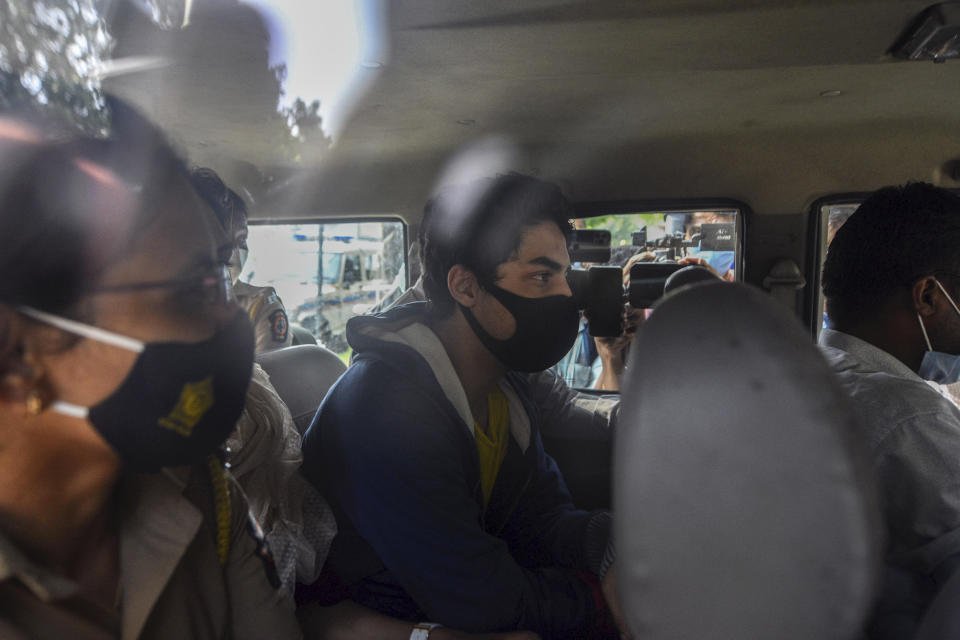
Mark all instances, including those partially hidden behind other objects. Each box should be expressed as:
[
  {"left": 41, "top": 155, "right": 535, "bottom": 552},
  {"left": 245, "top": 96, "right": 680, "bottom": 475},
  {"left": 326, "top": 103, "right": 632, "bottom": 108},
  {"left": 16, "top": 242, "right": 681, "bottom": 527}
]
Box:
[{"left": 158, "top": 377, "right": 215, "bottom": 437}]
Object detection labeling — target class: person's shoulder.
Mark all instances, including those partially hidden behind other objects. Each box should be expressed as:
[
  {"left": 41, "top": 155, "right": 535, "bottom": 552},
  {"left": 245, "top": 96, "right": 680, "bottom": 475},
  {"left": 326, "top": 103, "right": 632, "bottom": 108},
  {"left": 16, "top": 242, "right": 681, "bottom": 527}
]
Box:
[
  {"left": 320, "top": 355, "right": 435, "bottom": 425},
  {"left": 233, "top": 282, "right": 282, "bottom": 308},
  {"left": 250, "top": 285, "right": 284, "bottom": 309},
  {"left": 231, "top": 280, "right": 258, "bottom": 298}
]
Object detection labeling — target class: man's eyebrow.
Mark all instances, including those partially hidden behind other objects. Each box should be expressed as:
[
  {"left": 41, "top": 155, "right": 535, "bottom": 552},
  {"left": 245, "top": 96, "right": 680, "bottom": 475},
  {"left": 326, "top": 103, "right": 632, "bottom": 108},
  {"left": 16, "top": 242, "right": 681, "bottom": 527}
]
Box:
[{"left": 527, "top": 256, "right": 566, "bottom": 271}]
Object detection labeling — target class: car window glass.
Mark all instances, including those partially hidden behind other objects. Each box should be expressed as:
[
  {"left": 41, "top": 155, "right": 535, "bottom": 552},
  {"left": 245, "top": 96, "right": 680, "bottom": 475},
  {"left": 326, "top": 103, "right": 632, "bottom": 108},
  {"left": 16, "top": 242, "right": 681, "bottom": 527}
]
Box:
[
  {"left": 241, "top": 220, "right": 405, "bottom": 355},
  {"left": 553, "top": 208, "right": 740, "bottom": 391},
  {"left": 575, "top": 209, "right": 740, "bottom": 280},
  {"left": 816, "top": 203, "right": 859, "bottom": 333}
]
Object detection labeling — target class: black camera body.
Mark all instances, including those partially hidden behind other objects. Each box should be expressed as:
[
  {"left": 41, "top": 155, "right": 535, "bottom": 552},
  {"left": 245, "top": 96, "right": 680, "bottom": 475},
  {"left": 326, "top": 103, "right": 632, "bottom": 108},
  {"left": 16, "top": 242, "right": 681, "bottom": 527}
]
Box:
[
  {"left": 567, "top": 229, "right": 684, "bottom": 337},
  {"left": 628, "top": 262, "right": 684, "bottom": 308},
  {"left": 642, "top": 231, "right": 699, "bottom": 262},
  {"left": 567, "top": 266, "right": 624, "bottom": 337},
  {"left": 700, "top": 222, "right": 736, "bottom": 251}
]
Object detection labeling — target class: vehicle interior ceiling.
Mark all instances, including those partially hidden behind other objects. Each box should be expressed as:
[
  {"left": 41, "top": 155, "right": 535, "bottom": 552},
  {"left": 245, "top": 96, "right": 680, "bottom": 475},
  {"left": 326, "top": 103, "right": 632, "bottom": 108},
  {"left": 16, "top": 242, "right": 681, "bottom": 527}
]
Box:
[{"left": 106, "top": 0, "right": 960, "bottom": 323}]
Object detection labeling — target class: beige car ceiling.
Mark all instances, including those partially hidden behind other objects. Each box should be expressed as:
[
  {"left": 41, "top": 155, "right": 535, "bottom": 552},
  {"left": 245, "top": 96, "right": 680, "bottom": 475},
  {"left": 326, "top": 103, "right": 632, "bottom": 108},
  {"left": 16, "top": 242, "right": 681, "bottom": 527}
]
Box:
[{"left": 105, "top": 0, "right": 960, "bottom": 221}]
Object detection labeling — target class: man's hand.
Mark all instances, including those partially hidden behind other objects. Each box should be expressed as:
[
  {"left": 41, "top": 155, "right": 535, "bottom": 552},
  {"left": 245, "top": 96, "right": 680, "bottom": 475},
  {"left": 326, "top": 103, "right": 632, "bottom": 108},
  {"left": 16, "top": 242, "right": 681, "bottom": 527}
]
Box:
[
  {"left": 601, "top": 563, "right": 633, "bottom": 640},
  {"left": 299, "top": 601, "right": 542, "bottom": 640},
  {"left": 593, "top": 305, "right": 643, "bottom": 391},
  {"left": 677, "top": 256, "right": 720, "bottom": 276},
  {"left": 433, "top": 629, "right": 540, "bottom": 640}
]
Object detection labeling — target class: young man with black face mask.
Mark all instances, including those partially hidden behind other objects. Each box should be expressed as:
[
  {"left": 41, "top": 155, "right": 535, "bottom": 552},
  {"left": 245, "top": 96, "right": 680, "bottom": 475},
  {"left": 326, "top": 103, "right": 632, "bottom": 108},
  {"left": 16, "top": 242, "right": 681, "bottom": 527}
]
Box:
[
  {"left": 820, "top": 182, "right": 960, "bottom": 639},
  {"left": 301, "top": 174, "right": 625, "bottom": 639}
]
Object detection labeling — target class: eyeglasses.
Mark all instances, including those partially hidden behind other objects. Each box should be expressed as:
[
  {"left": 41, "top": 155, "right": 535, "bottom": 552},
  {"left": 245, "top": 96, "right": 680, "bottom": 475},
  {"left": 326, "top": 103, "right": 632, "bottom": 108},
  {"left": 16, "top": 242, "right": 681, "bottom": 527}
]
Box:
[{"left": 88, "top": 264, "right": 234, "bottom": 306}]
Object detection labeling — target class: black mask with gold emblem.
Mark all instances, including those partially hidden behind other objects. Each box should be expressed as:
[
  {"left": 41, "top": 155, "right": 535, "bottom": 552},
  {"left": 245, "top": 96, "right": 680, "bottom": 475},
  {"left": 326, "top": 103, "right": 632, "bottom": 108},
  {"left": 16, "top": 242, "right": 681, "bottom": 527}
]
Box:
[{"left": 19, "top": 307, "right": 254, "bottom": 472}]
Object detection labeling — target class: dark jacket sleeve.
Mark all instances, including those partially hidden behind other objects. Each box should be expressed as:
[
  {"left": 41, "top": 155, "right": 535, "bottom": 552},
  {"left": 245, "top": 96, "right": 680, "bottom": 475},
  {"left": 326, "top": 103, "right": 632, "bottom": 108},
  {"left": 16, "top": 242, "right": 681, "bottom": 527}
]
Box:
[
  {"left": 302, "top": 360, "right": 596, "bottom": 637},
  {"left": 498, "top": 401, "right": 612, "bottom": 577},
  {"left": 525, "top": 369, "right": 618, "bottom": 439}
]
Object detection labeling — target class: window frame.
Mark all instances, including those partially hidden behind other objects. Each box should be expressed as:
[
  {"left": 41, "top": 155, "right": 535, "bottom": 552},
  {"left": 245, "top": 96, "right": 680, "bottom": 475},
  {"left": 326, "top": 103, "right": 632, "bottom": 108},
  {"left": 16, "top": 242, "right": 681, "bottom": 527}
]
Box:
[{"left": 804, "top": 193, "right": 868, "bottom": 337}]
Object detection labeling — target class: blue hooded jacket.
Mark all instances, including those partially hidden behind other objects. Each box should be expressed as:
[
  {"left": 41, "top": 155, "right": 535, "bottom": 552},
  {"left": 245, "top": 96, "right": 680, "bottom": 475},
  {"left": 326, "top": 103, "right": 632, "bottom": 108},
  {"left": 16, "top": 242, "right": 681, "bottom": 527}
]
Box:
[{"left": 301, "top": 303, "right": 608, "bottom": 638}]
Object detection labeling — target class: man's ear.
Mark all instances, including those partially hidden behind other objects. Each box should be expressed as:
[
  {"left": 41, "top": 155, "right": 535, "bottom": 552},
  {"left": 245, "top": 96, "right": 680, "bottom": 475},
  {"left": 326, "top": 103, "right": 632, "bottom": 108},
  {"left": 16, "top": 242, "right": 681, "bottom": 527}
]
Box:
[
  {"left": 0, "top": 306, "right": 45, "bottom": 405},
  {"left": 447, "top": 264, "right": 481, "bottom": 308},
  {"left": 913, "top": 276, "right": 940, "bottom": 318}
]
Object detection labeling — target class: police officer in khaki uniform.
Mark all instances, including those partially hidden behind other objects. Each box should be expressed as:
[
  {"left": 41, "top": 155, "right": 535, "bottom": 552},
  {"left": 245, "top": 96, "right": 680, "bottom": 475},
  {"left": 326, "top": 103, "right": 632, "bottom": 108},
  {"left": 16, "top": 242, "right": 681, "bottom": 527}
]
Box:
[
  {"left": 233, "top": 280, "right": 293, "bottom": 353},
  {"left": 190, "top": 168, "right": 293, "bottom": 354},
  {"left": 0, "top": 119, "right": 300, "bottom": 639}
]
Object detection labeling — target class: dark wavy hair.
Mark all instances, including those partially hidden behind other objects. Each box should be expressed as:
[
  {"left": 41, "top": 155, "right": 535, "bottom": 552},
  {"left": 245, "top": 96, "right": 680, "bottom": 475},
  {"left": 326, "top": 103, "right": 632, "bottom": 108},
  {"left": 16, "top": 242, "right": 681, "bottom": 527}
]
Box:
[
  {"left": 822, "top": 182, "right": 960, "bottom": 328},
  {"left": 421, "top": 173, "right": 573, "bottom": 314}
]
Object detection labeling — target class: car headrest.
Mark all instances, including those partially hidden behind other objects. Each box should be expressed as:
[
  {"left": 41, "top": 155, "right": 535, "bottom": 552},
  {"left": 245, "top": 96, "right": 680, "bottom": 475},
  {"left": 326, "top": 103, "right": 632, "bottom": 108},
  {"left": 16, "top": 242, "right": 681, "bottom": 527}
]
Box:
[
  {"left": 914, "top": 562, "right": 960, "bottom": 640},
  {"left": 663, "top": 264, "right": 720, "bottom": 294},
  {"left": 290, "top": 324, "right": 318, "bottom": 346},
  {"left": 614, "top": 281, "right": 879, "bottom": 640},
  {"left": 256, "top": 345, "right": 347, "bottom": 435}
]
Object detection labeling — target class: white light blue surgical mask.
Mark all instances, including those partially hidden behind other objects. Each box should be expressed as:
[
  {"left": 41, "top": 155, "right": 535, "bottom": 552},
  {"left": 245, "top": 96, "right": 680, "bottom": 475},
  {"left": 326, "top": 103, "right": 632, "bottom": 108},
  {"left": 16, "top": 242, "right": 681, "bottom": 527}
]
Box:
[{"left": 917, "top": 279, "right": 960, "bottom": 383}]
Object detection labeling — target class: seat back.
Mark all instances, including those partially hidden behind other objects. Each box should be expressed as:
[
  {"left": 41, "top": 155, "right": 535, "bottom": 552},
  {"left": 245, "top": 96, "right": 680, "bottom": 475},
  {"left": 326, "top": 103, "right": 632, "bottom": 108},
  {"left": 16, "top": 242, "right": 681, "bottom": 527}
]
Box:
[
  {"left": 614, "top": 282, "right": 879, "bottom": 640},
  {"left": 256, "top": 345, "right": 347, "bottom": 435},
  {"left": 914, "top": 564, "right": 960, "bottom": 640},
  {"left": 290, "top": 323, "right": 318, "bottom": 346}
]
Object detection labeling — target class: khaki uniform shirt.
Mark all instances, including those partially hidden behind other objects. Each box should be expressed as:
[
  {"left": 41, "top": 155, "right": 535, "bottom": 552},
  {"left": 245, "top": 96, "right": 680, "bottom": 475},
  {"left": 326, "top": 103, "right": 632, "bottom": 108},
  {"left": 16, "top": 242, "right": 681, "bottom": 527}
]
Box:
[
  {"left": 0, "top": 466, "right": 302, "bottom": 640},
  {"left": 234, "top": 282, "right": 293, "bottom": 354}
]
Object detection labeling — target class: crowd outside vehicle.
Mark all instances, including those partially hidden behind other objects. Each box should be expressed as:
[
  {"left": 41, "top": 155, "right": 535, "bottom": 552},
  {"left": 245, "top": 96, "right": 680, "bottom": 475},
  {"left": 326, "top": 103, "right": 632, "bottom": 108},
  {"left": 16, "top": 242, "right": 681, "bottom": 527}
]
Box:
[
  {"left": 819, "top": 182, "right": 960, "bottom": 639},
  {"left": 302, "top": 174, "right": 626, "bottom": 639}
]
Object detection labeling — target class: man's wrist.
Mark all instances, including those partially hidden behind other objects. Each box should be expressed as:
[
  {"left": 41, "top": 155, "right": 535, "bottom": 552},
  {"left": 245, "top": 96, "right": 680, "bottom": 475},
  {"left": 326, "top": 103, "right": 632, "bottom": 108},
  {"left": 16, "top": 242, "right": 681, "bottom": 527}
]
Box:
[
  {"left": 599, "top": 352, "right": 625, "bottom": 372},
  {"left": 410, "top": 622, "right": 443, "bottom": 640}
]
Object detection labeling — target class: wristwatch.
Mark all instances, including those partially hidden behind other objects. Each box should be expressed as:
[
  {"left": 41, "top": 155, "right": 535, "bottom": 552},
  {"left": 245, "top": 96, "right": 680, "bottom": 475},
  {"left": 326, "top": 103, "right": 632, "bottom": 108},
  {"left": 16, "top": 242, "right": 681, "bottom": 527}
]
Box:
[{"left": 410, "top": 622, "right": 442, "bottom": 640}]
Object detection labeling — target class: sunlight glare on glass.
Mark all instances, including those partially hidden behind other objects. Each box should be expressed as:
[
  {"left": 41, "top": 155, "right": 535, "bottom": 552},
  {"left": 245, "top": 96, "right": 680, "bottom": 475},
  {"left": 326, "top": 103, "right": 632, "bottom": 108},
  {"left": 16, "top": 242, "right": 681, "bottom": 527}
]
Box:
[{"left": 244, "top": 0, "right": 385, "bottom": 139}]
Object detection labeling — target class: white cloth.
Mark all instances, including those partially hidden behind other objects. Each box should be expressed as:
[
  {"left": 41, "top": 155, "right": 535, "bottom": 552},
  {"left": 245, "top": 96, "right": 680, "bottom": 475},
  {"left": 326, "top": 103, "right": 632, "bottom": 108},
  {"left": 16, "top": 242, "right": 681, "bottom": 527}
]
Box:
[
  {"left": 820, "top": 328, "right": 960, "bottom": 637},
  {"left": 225, "top": 364, "right": 336, "bottom": 593}
]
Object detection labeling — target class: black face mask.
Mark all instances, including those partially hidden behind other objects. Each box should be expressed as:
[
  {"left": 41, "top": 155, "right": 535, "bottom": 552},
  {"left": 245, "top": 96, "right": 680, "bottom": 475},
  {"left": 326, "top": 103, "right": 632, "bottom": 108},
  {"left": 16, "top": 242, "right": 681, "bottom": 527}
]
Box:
[
  {"left": 460, "top": 283, "right": 580, "bottom": 373},
  {"left": 20, "top": 307, "right": 254, "bottom": 472}
]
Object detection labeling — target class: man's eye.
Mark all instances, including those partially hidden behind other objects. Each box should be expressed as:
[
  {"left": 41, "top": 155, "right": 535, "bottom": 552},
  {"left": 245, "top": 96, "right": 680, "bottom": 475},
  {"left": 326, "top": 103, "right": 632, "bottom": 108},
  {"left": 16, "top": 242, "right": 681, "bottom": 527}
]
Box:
[{"left": 533, "top": 272, "right": 552, "bottom": 282}]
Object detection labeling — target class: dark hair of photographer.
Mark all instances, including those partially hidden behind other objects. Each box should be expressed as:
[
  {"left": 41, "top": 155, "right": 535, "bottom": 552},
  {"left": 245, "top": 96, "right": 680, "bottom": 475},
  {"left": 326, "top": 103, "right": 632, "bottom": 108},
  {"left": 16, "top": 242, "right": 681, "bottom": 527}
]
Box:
[
  {"left": 822, "top": 182, "right": 960, "bottom": 331},
  {"left": 421, "top": 173, "right": 574, "bottom": 314}
]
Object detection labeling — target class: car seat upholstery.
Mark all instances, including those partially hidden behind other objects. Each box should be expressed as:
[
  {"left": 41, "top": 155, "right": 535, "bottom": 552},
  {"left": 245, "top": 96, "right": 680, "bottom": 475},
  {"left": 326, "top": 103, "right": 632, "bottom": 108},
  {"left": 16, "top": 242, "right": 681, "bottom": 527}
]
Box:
[
  {"left": 290, "top": 324, "right": 318, "bottom": 346},
  {"left": 614, "top": 282, "right": 880, "bottom": 639},
  {"left": 256, "top": 345, "right": 347, "bottom": 435},
  {"left": 914, "top": 562, "right": 960, "bottom": 640}
]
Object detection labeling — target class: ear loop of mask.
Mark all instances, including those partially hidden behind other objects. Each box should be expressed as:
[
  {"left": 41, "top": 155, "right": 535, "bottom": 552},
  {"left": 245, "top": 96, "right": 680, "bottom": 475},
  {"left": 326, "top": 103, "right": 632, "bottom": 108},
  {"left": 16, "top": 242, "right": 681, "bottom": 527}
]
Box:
[
  {"left": 916, "top": 279, "right": 960, "bottom": 353},
  {"left": 935, "top": 279, "right": 960, "bottom": 317},
  {"left": 17, "top": 306, "right": 146, "bottom": 419},
  {"left": 918, "top": 312, "right": 933, "bottom": 352}
]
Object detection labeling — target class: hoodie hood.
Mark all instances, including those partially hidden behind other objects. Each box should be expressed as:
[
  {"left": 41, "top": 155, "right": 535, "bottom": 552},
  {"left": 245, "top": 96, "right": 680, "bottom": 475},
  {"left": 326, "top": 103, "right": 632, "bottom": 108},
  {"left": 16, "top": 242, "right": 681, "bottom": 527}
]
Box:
[{"left": 346, "top": 302, "right": 531, "bottom": 450}]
